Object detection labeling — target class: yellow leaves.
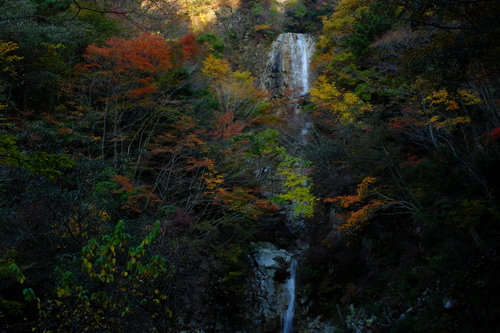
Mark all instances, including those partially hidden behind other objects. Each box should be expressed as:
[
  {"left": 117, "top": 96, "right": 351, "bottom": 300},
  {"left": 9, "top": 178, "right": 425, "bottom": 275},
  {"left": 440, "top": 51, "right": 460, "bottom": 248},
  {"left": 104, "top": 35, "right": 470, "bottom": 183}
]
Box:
[
  {"left": 392, "top": 87, "right": 478, "bottom": 135},
  {"left": 316, "top": 34, "right": 332, "bottom": 51},
  {"left": 277, "top": 155, "right": 318, "bottom": 217},
  {"left": 343, "top": 94, "right": 366, "bottom": 116},
  {"left": 458, "top": 89, "right": 482, "bottom": 105},
  {"left": 356, "top": 176, "right": 377, "bottom": 196},
  {"left": 0, "top": 41, "right": 23, "bottom": 74},
  {"left": 231, "top": 70, "right": 256, "bottom": 84},
  {"left": 49, "top": 220, "right": 170, "bottom": 328},
  {"left": 425, "top": 89, "right": 481, "bottom": 111},
  {"left": 418, "top": 88, "right": 477, "bottom": 131},
  {"left": 310, "top": 75, "right": 341, "bottom": 103},
  {"left": 202, "top": 169, "right": 225, "bottom": 191},
  {"left": 201, "top": 53, "right": 264, "bottom": 120},
  {"left": 449, "top": 199, "right": 488, "bottom": 228},
  {"left": 201, "top": 54, "right": 230, "bottom": 79},
  {"left": 63, "top": 205, "right": 109, "bottom": 238},
  {"left": 254, "top": 24, "right": 271, "bottom": 32},
  {"left": 430, "top": 115, "right": 470, "bottom": 129},
  {"left": 55, "top": 287, "right": 70, "bottom": 298},
  {"left": 310, "top": 75, "right": 371, "bottom": 123},
  {"left": 425, "top": 89, "right": 459, "bottom": 111},
  {"left": 322, "top": 0, "right": 373, "bottom": 36}
]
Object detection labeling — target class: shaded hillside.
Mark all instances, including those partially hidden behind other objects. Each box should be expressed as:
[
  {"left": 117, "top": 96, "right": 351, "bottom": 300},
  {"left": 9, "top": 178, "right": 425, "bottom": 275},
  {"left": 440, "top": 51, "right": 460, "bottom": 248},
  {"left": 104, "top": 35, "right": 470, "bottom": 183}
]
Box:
[
  {"left": 299, "top": 0, "right": 500, "bottom": 332},
  {"left": 1, "top": 0, "right": 500, "bottom": 332}
]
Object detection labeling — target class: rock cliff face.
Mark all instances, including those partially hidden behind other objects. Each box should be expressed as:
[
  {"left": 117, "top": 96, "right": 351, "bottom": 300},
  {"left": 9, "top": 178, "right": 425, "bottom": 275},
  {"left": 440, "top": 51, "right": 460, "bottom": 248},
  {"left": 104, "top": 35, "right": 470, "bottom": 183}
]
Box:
[
  {"left": 245, "top": 243, "right": 295, "bottom": 332},
  {"left": 241, "top": 33, "right": 317, "bottom": 333},
  {"left": 261, "top": 33, "right": 315, "bottom": 98}
]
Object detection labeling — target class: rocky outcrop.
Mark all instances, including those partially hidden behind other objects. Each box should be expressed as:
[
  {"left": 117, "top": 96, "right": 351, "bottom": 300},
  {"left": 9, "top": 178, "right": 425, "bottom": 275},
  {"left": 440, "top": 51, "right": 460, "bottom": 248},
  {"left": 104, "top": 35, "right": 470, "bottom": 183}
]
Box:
[
  {"left": 245, "top": 242, "right": 295, "bottom": 332},
  {"left": 261, "top": 33, "right": 315, "bottom": 98}
]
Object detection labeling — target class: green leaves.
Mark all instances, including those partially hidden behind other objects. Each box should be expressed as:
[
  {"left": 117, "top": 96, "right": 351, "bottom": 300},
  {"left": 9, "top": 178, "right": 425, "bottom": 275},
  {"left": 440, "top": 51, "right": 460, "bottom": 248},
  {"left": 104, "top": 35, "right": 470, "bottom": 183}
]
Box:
[
  {"left": 197, "top": 33, "right": 225, "bottom": 57},
  {"left": 8, "top": 262, "right": 25, "bottom": 284},
  {"left": 22, "top": 288, "right": 36, "bottom": 301},
  {"left": 38, "top": 220, "right": 171, "bottom": 331},
  {"left": 0, "top": 134, "right": 75, "bottom": 178}
]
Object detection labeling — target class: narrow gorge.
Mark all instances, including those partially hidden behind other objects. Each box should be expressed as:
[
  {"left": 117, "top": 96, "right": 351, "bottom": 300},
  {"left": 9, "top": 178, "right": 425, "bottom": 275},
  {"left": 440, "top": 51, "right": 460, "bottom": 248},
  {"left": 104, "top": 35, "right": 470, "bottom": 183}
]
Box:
[{"left": 244, "top": 32, "right": 319, "bottom": 333}]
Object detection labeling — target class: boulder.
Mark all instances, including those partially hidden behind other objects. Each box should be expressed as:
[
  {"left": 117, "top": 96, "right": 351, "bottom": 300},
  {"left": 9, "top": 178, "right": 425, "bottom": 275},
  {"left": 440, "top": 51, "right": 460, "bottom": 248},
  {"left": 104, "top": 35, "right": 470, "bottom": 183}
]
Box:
[{"left": 245, "top": 243, "right": 295, "bottom": 332}]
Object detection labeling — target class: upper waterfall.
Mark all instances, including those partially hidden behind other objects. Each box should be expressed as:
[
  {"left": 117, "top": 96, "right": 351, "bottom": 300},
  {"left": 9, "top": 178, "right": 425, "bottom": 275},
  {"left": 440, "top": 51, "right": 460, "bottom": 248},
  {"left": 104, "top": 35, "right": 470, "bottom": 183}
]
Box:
[{"left": 262, "top": 33, "right": 315, "bottom": 98}]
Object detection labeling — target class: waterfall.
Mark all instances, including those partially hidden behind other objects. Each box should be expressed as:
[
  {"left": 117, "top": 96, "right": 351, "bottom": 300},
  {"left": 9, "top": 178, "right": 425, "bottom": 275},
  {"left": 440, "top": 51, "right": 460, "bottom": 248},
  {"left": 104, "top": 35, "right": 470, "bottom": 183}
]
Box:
[
  {"left": 246, "top": 33, "right": 312, "bottom": 331},
  {"left": 282, "top": 259, "right": 297, "bottom": 333},
  {"left": 291, "top": 34, "right": 310, "bottom": 96},
  {"left": 262, "top": 33, "right": 315, "bottom": 98}
]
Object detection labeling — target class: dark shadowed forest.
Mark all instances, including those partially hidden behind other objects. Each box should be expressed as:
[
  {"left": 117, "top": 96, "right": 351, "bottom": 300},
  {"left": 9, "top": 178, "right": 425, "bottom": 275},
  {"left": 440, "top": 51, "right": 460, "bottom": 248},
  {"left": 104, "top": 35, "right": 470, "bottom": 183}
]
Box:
[{"left": 1, "top": 0, "right": 500, "bottom": 332}]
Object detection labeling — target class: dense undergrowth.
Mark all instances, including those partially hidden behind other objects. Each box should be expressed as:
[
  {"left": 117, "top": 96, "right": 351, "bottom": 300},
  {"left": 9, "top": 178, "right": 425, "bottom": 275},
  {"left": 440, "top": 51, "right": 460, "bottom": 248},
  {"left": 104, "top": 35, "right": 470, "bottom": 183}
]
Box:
[{"left": 1, "top": 0, "right": 500, "bottom": 332}]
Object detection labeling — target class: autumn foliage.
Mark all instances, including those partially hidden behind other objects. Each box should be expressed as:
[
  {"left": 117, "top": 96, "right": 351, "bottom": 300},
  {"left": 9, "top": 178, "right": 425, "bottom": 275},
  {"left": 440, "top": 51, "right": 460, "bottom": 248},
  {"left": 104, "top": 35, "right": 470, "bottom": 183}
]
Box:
[
  {"left": 4, "top": 0, "right": 500, "bottom": 332},
  {"left": 81, "top": 33, "right": 173, "bottom": 74},
  {"left": 76, "top": 33, "right": 173, "bottom": 102}
]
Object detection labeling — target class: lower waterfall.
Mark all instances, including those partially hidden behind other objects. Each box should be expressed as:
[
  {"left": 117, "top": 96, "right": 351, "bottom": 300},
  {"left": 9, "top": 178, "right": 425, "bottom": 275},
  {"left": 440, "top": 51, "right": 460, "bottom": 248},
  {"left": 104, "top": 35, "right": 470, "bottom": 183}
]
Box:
[{"left": 282, "top": 259, "right": 297, "bottom": 333}]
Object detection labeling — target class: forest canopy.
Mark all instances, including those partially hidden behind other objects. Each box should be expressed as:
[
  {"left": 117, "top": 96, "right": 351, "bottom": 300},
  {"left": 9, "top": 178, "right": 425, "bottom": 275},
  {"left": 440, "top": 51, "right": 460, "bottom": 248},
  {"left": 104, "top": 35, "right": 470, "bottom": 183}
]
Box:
[{"left": 1, "top": 0, "right": 500, "bottom": 332}]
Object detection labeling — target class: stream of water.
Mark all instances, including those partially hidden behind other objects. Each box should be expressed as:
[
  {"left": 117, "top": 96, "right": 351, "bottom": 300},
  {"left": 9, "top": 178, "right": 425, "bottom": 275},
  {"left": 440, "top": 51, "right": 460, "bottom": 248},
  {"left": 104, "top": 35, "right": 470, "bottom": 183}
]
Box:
[
  {"left": 262, "top": 33, "right": 315, "bottom": 99},
  {"left": 291, "top": 34, "right": 311, "bottom": 96},
  {"left": 254, "top": 32, "right": 314, "bottom": 332},
  {"left": 283, "top": 259, "right": 297, "bottom": 333}
]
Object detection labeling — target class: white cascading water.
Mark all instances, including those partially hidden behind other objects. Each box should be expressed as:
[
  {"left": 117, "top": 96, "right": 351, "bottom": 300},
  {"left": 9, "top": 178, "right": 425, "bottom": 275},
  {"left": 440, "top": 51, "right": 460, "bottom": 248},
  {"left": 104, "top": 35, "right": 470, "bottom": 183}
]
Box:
[
  {"left": 283, "top": 259, "right": 297, "bottom": 333},
  {"left": 262, "top": 33, "right": 315, "bottom": 99},
  {"left": 291, "top": 34, "right": 310, "bottom": 96},
  {"left": 252, "top": 33, "right": 313, "bottom": 331}
]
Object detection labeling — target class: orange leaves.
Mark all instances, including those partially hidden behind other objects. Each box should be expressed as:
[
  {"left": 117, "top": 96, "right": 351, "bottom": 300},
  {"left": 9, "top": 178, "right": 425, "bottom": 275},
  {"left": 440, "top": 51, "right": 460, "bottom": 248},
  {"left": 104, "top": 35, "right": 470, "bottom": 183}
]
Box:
[
  {"left": 328, "top": 175, "right": 418, "bottom": 238},
  {"left": 214, "top": 187, "right": 279, "bottom": 219},
  {"left": 125, "top": 84, "right": 158, "bottom": 99},
  {"left": 388, "top": 88, "right": 478, "bottom": 145},
  {"left": 188, "top": 157, "right": 216, "bottom": 171},
  {"left": 327, "top": 177, "right": 391, "bottom": 235},
  {"left": 149, "top": 116, "right": 208, "bottom": 161},
  {"left": 180, "top": 34, "right": 200, "bottom": 61},
  {"left": 120, "top": 190, "right": 163, "bottom": 215},
  {"left": 75, "top": 33, "right": 174, "bottom": 107},
  {"left": 327, "top": 176, "right": 378, "bottom": 203},
  {"left": 336, "top": 201, "right": 386, "bottom": 235},
  {"left": 325, "top": 195, "right": 358, "bottom": 207},
  {"left": 406, "top": 153, "right": 426, "bottom": 166},
  {"left": 113, "top": 175, "right": 134, "bottom": 193},
  {"left": 253, "top": 199, "right": 280, "bottom": 215},
  {"left": 82, "top": 33, "right": 173, "bottom": 74},
  {"left": 210, "top": 112, "right": 246, "bottom": 141},
  {"left": 111, "top": 175, "right": 163, "bottom": 215}
]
